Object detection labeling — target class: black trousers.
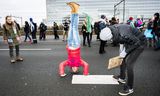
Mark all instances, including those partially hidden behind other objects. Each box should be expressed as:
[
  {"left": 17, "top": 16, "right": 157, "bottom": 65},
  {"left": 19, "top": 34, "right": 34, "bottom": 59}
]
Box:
[
  {"left": 31, "top": 31, "right": 37, "bottom": 43},
  {"left": 82, "top": 32, "right": 90, "bottom": 46},
  {"left": 90, "top": 32, "right": 93, "bottom": 42},
  {"left": 24, "top": 32, "right": 31, "bottom": 41},
  {"left": 97, "top": 31, "right": 100, "bottom": 40},
  {"left": 153, "top": 35, "right": 160, "bottom": 49},
  {"left": 112, "top": 41, "right": 118, "bottom": 47},
  {"left": 31, "top": 32, "right": 36, "bottom": 39},
  {"left": 120, "top": 45, "right": 144, "bottom": 89},
  {"left": 39, "top": 31, "right": 46, "bottom": 40},
  {"left": 54, "top": 31, "right": 59, "bottom": 39},
  {"left": 99, "top": 40, "right": 106, "bottom": 54}
]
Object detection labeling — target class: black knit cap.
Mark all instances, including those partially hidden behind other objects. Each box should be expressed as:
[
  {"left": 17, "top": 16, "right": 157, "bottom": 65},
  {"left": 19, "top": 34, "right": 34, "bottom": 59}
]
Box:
[
  {"left": 101, "top": 15, "right": 106, "bottom": 19},
  {"left": 154, "top": 13, "right": 159, "bottom": 19}
]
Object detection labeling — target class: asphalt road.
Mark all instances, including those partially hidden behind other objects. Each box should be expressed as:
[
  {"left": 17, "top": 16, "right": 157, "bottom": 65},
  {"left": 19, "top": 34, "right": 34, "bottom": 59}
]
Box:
[{"left": 0, "top": 36, "right": 160, "bottom": 96}]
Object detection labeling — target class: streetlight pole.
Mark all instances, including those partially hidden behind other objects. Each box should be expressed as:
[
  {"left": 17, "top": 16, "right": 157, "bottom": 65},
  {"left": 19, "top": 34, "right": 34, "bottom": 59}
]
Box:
[
  {"left": 123, "top": 0, "right": 125, "bottom": 23},
  {"left": 0, "top": 17, "right": 2, "bottom": 28},
  {"left": 113, "top": 0, "right": 125, "bottom": 23}
]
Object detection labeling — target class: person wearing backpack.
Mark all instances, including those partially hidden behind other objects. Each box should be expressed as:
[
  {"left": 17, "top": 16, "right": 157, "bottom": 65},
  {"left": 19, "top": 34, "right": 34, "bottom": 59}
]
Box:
[
  {"left": 53, "top": 22, "right": 59, "bottom": 40},
  {"left": 110, "top": 17, "right": 119, "bottom": 47},
  {"left": 94, "top": 21, "right": 101, "bottom": 41},
  {"left": 99, "top": 15, "right": 108, "bottom": 54},
  {"left": 24, "top": 21, "right": 32, "bottom": 42},
  {"left": 103, "top": 24, "right": 146, "bottom": 95},
  {"left": 127, "top": 17, "right": 135, "bottom": 28},
  {"left": 39, "top": 22, "right": 47, "bottom": 40},
  {"left": 30, "top": 18, "right": 37, "bottom": 44},
  {"left": 134, "top": 17, "right": 143, "bottom": 32}
]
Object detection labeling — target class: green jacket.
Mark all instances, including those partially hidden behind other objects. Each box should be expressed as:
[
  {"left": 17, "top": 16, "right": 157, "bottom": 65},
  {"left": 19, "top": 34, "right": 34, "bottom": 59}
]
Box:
[
  {"left": 3, "top": 23, "right": 21, "bottom": 46},
  {"left": 86, "top": 15, "right": 92, "bottom": 33}
]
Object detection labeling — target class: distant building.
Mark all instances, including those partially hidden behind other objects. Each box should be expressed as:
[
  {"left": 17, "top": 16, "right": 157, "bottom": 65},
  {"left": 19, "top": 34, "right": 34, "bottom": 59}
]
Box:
[{"left": 46, "top": 0, "right": 160, "bottom": 26}]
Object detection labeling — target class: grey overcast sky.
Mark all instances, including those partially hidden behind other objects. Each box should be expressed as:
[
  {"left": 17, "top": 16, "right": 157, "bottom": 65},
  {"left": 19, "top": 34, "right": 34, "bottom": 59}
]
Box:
[{"left": 0, "top": 0, "right": 46, "bottom": 25}]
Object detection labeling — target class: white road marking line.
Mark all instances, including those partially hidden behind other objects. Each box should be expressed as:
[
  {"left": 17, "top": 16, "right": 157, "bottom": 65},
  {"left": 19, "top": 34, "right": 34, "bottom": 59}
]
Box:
[
  {"left": 72, "top": 75, "right": 119, "bottom": 84},
  {"left": 0, "top": 48, "right": 52, "bottom": 51}
]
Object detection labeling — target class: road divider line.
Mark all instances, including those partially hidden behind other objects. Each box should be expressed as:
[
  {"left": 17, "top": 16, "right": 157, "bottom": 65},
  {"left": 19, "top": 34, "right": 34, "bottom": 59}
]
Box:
[
  {"left": 0, "top": 48, "right": 52, "bottom": 51},
  {"left": 72, "top": 75, "right": 119, "bottom": 84}
]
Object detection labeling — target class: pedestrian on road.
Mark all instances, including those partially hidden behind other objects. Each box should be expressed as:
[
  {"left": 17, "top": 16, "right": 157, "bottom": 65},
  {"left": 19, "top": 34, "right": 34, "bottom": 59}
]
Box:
[
  {"left": 110, "top": 17, "right": 119, "bottom": 47},
  {"left": 3, "top": 16, "right": 23, "bottom": 63},
  {"left": 94, "top": 21, "right": 101, "bottom": 41},
  {"left": 81, "top": 21, "right": 90, "bottom": 47},
  {"left": 29, "top": 18, "right": 37, "bottom": 44},
  {"left": 127, "top": 17, "right": 135, "bottom": 28},
  {"left": 104, "top": 24, "right": 146, "bottom": 95},
  {"left": 39, "top": 22, "right": 47, "bottom": 40},
  {"left": 144, "top": 18, "right": 154, "bottom": 47},
  {"left": 62, "top": 19, "right": 69, "bottom": 41},
  {"left": 153, "top": 13, "right": 160, "bottom": 50},
  {"left": 99, "top": 15, "right": 107, "bottom": 54},
  {"left": 53, "top": 22, "right": 59, "bottom": 40},
  {"left": 24, "top": 21, "right": 32, "bottom": 42}
]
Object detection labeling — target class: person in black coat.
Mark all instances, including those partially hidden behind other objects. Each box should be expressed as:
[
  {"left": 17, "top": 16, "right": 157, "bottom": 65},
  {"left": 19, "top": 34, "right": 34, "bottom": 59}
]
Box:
[
  {"left": 153, "top": 13, "right": 160, "bottom": 50},
  {"left": 53, "top": 22, "right": 59, "bottom": 40},
  {"left": 81, "top": 22, "right": 90, "bottom": 47},
  {"left": 110, "top": 17, "right": 119, "bottom": 47},
  {"left": 89, "top": 25, "right": 93, "bottom": 42},
  {"left": 63, "top": 20, "right": 69, "bottom": 41},
  {"left": 94, "top": 21, "right": 101, "bottom": 40},
  {"left": 99, "top": 15, "right": 107, "bottom": 54},
  {"left": 30, "top": 18, "right": 37, "bottom": 44},
  {"left": 105, "top": 24, "right": 146, "bottom": 95},
  {"left": 39, "top": 22, "right": 47, "bottom": 40},
  {"left": 24, "top": 21, "right": 31, "bottom": 42}
]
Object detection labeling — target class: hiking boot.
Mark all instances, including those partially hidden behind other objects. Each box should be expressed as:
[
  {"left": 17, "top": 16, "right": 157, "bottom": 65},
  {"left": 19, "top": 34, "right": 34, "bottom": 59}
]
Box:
[
  {"left": 16, "top": 56, "right": 23, "bottom": 61},
  {"left": 10, "top": 58, "right": 16, "bottom": 63}
]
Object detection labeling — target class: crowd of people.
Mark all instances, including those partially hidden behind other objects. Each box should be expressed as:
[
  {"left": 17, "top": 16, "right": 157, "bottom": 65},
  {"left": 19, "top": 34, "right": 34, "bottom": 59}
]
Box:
[{"left": 4, "top": 12, "right": 158, "bottom": 53}]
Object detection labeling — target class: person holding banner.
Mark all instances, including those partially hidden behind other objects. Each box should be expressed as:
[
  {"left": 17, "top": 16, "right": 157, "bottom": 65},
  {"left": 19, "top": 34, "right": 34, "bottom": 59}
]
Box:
[{"left": 100, "top": 24, "right": 146, "bottom": 95}]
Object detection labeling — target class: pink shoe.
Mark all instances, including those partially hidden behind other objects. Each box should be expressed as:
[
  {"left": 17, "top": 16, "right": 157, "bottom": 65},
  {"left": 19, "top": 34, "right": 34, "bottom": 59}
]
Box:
[{"left": 29, "top": 40, "right": 32, "bottom": 44}]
